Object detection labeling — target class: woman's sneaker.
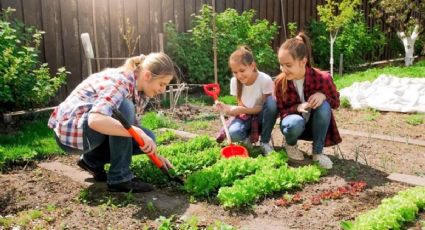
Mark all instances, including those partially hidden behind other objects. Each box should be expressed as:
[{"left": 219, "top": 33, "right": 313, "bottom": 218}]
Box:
[
  {"left": 313, "top": 154, "right": 333, "bottom": 169},
  {"left": 107, "top": 177, "right": 154, "bottom": 193},
  {"left": 77, "top": 158, "right": 107, "bottom": 182},
  {"left": 284, "top": 144, "right": 304, "bottom": 161}
]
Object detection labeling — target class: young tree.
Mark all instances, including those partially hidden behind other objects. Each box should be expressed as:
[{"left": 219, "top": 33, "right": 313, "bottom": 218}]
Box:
[
  {"left": 317, "top": 0, "right": 361, "bottom": 76},
  {"left": 370, "top": 0, "right": 425, "bottom": 66}
]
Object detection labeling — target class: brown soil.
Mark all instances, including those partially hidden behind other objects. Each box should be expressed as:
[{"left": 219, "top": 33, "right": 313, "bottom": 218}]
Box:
[{"left": 1, "top": 105, "right": 424, "bottom": 229}]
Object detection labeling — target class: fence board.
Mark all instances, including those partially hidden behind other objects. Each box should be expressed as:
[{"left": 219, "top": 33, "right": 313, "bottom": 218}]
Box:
[
  {"left": 243, "top": 0, "right": 251, "bottom": 12},
  {"left": 138, "top": 0, "right": 151, "bottom": 54},
  {"left": 1, "top": 0, "right": 23, "bottom": 21},
  {"left": 235, "top": 0, "right": 243, "bottom": 13},
  {"left": 150, "top": 0, "right": 161, "bottom": 51},
  {"left": 259, "top": 0, "right": 266, "bottom": 19},
  {"left": 109, "top": 0, "right": 126, "bottom": 66},
  {"left": 23, "top": 0, "right": 44, "bottom": 61},
  {"left": 299, "top": 0, "right": 305, "bottom": 30},
  {"left": 60, "top": 0, "right": 82, "bottom": 93},
  {"left": 226, "top": 0, "right": 235, "bottom": 10},
  {"left": 216, "top": 0, "right": 225, "bottom": 13},
  {"left": 94, "top": 0, "right": 111, "bottom": 70},
  {"left": 287, "top": 0, "right": 294, "bottom": 23},
  {"left": 185, "top": 0, "right": 196, "bottom": 31},
  {"left": 273, "top": 0, "right": 281, "bottom": 48},
  {"left": 251, "top": 0, "right": 260, "bottom": 19},
  {"left": 124, "top": 0, "right": 138, "bottom": 57},
  {"left": 77, "top": 0, "right": 94, "bottom": 78},
  {"left": 41, "top": 0, "right": 66, "bottom": 100}
]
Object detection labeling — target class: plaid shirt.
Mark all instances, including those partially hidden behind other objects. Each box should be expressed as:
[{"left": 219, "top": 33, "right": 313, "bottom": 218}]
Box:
[
  {"left": 48, "top": 68, "right": 146, "bottom": 150},
  {"left": 275, "top": 67, "right": 342, "bottom": 146}
]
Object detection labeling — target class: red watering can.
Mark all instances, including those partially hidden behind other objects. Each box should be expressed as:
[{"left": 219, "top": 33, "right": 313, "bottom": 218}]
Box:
[{"left": 203, "top": 83, "right": 248, "bottom": 158}]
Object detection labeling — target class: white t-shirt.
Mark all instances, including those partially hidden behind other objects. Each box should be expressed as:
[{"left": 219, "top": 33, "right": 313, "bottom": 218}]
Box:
[
  {"left": 293, "top": 79, "right": 305, "bottom": 102},
  {"left": 230, "top": 71, "right": 274, "bottom": 108}
]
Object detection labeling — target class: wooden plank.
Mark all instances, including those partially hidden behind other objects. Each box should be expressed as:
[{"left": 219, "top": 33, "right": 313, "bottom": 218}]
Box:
[
  {"left": 216, "top": 0, "right": 225, "bottom": 13},
  {"left": 259, "top": 0, "right": 267, "bottom": 19},
  {"left": 387, "top": 173, "right": 425, "bottom": 187},
  {"left": 243, "top": 0, "right": 251, "bottom": 12},
  {"left": 273, "top": 0, "right": 281, "bottom": 49},
  {"left": 251, "top": 0, "right": 260, "bottom": 20},
  {"left": 266, "top": 0, "right": 274, "bottom": 23},
  {"left": 138, "top": 0, "right": 151, "bottom": 54},
  {"left": 1, "top": 0, "right": 23, "bottom": 21},
  {"left": 94, "top": 0, "right": 111, "bottom": 69},
  {"left": 293, "top": 0, "right": 299, "bottom": 26},
  {"left": 226, "top": 0, "right": 235, "bottom": 10},
  {"left": 287, "top": 0, "right": 294, "bottom": 23},
  {"left": 150, "top": 0, "right": 162, "bottom": 51},
  {"left": 77, "top": 0, "right": 95, "bottom": 78},
  {"left": 174, "top": 0, "right": 184, "bottom": 32},
  {"left": 23, "top": 0, "right": 45, "bottom": 62},
  {"left": 184, "top": 0, "right": 195, "bottom": 31},
  {"left": 109, "top": 0, "right": 126, "bottom": 66},
  {"left": 162, "top": 0, "right": 174, "bottom": 26},
  {"left": 41, "top": 0, "right": 66, "bottom": 100},
  {"left": 124, "top": 0, "right": 138, "bottom": 56},
  {"left": 60, "top": 0, "right": 82, "bottom": 93},
  {"left": 235, "top": 0, "right": 243, "bottom": 13},
  {"left": 305, "top": 0, "right": 312, "bottom": 27},
  {"left": 195, "top": 0, "right": 204, "bottom": 13},
  {"left": 299, "top": 0, "right": 305, "bottom": 30}
]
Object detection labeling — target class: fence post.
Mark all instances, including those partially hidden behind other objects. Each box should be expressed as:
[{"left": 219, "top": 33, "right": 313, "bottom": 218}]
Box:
[
  {"left": 339, "top": 53, "right": 344, "bottom": 76},
  {"left": 169, "top": 85, "right": 174, "bottom": 110}
]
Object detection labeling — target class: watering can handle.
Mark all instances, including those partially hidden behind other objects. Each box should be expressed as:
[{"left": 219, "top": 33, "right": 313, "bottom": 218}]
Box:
[{"left": 203, "top": 83, "right": 220, "bottom": 101}]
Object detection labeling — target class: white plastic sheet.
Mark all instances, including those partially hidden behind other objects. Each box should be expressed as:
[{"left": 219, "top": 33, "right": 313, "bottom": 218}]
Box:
[{"left": 340, "top": 75, "right": 425, "bottom": 113}]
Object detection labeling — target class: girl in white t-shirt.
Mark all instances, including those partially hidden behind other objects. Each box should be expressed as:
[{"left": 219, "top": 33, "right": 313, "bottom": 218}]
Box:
[{"left": 215, "top": 46, "right": 278, "bottom": 155}]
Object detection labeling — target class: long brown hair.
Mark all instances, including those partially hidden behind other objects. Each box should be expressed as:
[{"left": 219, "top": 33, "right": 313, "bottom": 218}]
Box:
[
  {"left": 276, "top": 32, "right": 313, "bottom": 97},
  {"left": 228, "top": 46, "right": 257, "bottom": 105}
]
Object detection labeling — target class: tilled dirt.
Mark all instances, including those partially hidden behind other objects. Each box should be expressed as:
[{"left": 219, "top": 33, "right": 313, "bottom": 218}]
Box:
[{"left": 1, "top": 105, "right": 424, "bottom": 229}]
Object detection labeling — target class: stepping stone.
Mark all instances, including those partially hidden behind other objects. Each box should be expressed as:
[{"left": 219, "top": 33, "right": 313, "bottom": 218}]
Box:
[
  {"left": 387, "top": 173, "right": 425, "bottom": 186},
  {"left": 38, "top": 161, "right": 98, "bottom": 187}
]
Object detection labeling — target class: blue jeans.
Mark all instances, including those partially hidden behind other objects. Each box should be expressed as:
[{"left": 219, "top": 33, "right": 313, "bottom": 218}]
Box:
[
  {"left": 227, "top": 95, "right": 278, "bottom": 143},
  {"left": 280, "top": 101, "right": 331, "bottom": 154},
  {"left": 54, "top": 99, "right": 155, "bottom": 184}
]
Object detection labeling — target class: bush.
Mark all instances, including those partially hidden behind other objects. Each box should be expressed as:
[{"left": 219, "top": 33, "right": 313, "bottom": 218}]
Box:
[
  {"left": 0, "top": 8, "right": 67, "bottom": 113},
  {"left": 309, "top": 13, "right": 386, "bottom": 70},
  {"left": 165, "top": 5, "right": 279, "bottom": 93}
]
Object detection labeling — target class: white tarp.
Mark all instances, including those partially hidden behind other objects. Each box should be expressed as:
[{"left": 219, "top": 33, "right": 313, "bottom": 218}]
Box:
[{"left": 339, "top": 75, "right": 425, "bottom": 113}]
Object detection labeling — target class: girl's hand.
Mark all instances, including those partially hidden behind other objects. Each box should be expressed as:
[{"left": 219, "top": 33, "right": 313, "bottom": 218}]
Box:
[
  {"left": 214, "top": 101, "right": 231, "bottom": 114},
  {"left": 308, "top": 92, "right": 326, "bottom": 109},
  {"left": 297, "top": 102, "right": 311, "bottom": 113},
  {"left": 136, "top": 128, "right": 157, "bottom": 154}
]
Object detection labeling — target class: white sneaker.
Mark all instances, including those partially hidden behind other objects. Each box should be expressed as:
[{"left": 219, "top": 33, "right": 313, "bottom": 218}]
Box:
[
  {"left": 284, "top": 144, "right": 304, "bottom": 161},
  {"left": 313, "top": 154, "right": 333, "bottom": 169},
  {"left": 260, "top": 142, "right": 274, "bottom": 155}
]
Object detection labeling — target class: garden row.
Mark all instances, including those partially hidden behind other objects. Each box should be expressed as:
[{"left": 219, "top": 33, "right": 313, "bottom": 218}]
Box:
[{"left": 131, "top": 131, "right": 323, "bottom": 208}]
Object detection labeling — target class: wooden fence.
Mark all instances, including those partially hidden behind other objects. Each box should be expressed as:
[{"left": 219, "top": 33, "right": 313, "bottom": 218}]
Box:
[{"left": 0, "top": 0, "right": 403, "bottom": 100}]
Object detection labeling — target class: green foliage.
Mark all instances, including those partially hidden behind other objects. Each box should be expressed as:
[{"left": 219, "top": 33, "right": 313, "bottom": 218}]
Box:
[
  {"left": 342, "top": 186, "right": 425, "bottom": 230},
  {"left": 287, "top": 22, "right": 298, "bottom": 38},
  {"left": 309, "top": 14, "right": 386, "bottom": 70},
  {"left": 363, "top": 109, "right": 380, "bottom": 121},
  {"left": 155, "top": 130, "right": 178, "bottom": 145},
  {"left": 0, "top": 8, "right": 67, "bottom": 112},
  {"left": 317, "top": 0, "right": 361, "bottom": 35},
  {"left": 0, "top": 119, "right": 64, "bottom": 171},
  {"left": 155, "top": 215, "right": 236, "bottom": 230},
  {"left": 333, "top": 60, "right": 425, "bottom": 90},
  {"left": 218, "top": 95, "right": 237, "bottom": 105},
  {"left": 141, "top": 112, "right": 178, "bottom": 130},
  {"left": 165, "top": 5, "right": 279, "bottom": 90},
  {"left": 217, "top": 165, "right": 322, "bottom": 208},
  {"left": 184, "top": 152, "right": 287, "bottom": 197},
  {"left": 340, "top": 96, "right": 351, "bottom": 109},
  {"left": 405, "top": 113, "right": 424, "bottom": 126}
]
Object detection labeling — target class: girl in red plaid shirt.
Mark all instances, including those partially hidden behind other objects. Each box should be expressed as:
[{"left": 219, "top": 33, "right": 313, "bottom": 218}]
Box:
[
  {"left": 275, "top": 32, "right": 342, "bottom": 169},
  {"left": 48, "top": 53, "right": 175, "bottom": 192}
]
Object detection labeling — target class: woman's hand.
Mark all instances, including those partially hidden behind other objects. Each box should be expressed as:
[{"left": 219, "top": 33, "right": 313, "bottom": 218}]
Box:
[
  {"left": 308, "top": 92, "right": 326, "bottom": 109},
  {"left": 157, "top": 155, "right": 174, "bottom": 170},
  {"left": 135, "top": 127, "right": 157, "bottom": 154}
]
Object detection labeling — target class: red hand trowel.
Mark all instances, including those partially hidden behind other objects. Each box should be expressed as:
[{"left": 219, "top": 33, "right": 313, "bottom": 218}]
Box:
[{"left": 203, "top": 83, "right": 248, "bottom": 158}]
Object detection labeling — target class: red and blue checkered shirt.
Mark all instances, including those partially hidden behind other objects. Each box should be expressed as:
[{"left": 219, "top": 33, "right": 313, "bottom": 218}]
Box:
[
  {"left": 48, "top": 68, "right": 146, "bottom": 150},
  {"left": 275, "top": 67, "right": 342, "bottom": 146}
]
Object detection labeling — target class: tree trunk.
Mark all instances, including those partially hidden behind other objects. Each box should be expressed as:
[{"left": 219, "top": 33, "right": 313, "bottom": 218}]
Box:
[
  {"left": 329, "top": 33, "right": 337, "bottom": 77},
  {"left": 397, "top": 25, "right": 419, "bottom": 67}
]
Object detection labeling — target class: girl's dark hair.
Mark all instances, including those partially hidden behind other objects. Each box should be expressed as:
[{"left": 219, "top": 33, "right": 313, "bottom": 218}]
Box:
[
  {"left": 228, "top": 46, "right": 257, "bottom": 105},
  {"left": 276, "top": 32, "right": 313, "bottom": 97}
]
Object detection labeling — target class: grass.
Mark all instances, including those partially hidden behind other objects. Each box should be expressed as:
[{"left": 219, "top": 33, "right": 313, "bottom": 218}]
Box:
[
  {"left": 140, "top": 111, "right": 178, "bottom": 130},
  {"left": 334, "top": 60, "right": 425, "bottom": 89},
  {"left": 405, "top": 113, "right": 424, "bottom": 126},
  {"left": 0, "top": 119, "right": 64, "bottom": 170}
]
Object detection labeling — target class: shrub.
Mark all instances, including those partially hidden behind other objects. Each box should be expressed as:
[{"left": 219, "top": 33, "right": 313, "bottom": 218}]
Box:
[
  {"left": 165, "top": 5, "right": 279, "bottom": 92},
  {"left": 0, "top": 8, "right": 67, "bottom": 113},
  {"left": 309, "top": 13, "right": 386, "bottom": 70}
]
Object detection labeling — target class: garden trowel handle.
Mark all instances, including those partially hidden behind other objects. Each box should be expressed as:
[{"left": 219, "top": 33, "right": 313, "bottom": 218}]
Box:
[{"left": 112, "top": 108, "right": 164, "bottom": 170}]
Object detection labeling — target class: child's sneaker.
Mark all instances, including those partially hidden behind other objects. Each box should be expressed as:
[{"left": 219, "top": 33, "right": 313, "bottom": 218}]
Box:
[
  {"left": 260, "top": 142, "right": 274, "bottom": 155},
  {"left": 284, "top": 144, "right": 304, "bottom": 161},
  {"left": 313, "top": 154, "right": 333, "bottom": 169}
]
